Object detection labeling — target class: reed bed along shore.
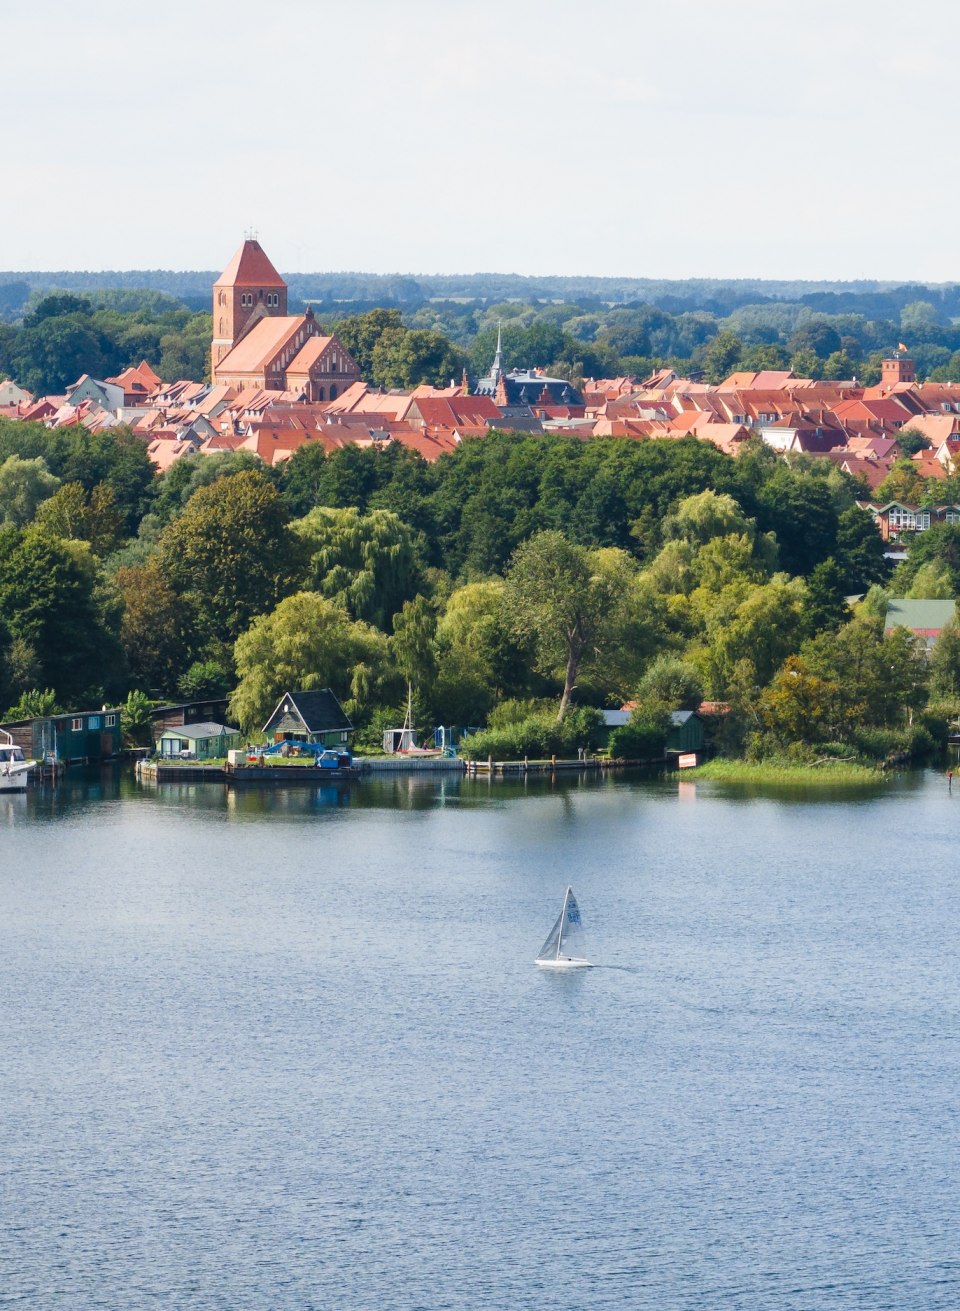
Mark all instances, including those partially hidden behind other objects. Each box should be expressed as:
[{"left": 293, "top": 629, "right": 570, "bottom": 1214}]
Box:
[{"left": 681, "top": 758, "right": 887, "bottom": 786}]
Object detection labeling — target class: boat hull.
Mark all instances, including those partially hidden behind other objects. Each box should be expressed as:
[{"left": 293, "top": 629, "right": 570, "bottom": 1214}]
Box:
[
  {"left": 535, "top": 958, "right": 593, "bottom": 969},
  {"left": 0, "top": 760, "right": 35, "bottom": 786},
  {"left": 0, "top": 772, "right": 32, "bottom": 791}
]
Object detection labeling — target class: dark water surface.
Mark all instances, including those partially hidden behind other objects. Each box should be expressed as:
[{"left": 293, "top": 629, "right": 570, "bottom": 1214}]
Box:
[{"left": 2, "top": 767, "right": 959, "bottom": 1310}]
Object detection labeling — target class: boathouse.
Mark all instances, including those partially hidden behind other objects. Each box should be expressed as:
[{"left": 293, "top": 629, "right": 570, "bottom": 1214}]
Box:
[
  {"left": 262, "top": 689, "right": 353, "bottom": 748},
  {"left": 0, "top": 708, "right": 122, "bottom": 764},
  {"left": 665, "top": 710, "right": 706, "bottom": 755}
]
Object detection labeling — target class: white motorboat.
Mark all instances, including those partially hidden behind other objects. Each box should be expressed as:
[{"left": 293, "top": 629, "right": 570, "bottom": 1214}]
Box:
[
  {"left": 0, "top": 733, "right": 36, "bottom": 791},
  {"left": 535, "top": 886, "right": 593, "bottom": 968}
]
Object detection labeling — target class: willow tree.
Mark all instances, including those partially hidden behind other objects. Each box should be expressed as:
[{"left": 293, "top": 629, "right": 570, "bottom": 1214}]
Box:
[
  {"left": 292, "top": 506, "right": 424, "bottom": 632},
  {"left": 229, "top": 591, "right": 391, "bottom": 733}
]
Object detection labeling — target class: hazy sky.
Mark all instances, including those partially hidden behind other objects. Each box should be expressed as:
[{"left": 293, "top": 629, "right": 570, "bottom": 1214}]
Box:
[{"left": 5, "top": 0, "right": 957, "bottom": 280}]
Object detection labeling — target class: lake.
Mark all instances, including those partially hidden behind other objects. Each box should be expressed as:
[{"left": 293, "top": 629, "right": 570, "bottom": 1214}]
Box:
[{"left": 2, "top": 767, "right": 959, "bottom": 1310}]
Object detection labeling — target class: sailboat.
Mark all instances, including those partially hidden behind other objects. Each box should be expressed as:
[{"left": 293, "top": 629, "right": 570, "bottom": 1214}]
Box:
[{"left": 535, "top": 886, "right": 593, "bottom": 968}]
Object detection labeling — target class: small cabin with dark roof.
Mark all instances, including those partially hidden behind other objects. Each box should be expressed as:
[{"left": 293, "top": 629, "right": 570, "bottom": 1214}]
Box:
[{"left": 262, "top": 689, "right": 353, "bottom": 748}]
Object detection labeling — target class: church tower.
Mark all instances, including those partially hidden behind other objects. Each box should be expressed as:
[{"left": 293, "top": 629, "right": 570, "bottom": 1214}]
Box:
[
  {"left": 881, "top": 346, "right": 915, "bottom": 390},
  {"left": 211, "top": 238, "right": 288, "bottom": 377}
]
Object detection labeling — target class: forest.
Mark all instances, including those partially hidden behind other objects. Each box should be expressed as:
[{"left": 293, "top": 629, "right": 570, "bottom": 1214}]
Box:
[
  {"left": 2, "top": 412, "right": 960, "bottom": 768},
  {"left": 7, "top": 274, "right": 960, "bottom": 395}
]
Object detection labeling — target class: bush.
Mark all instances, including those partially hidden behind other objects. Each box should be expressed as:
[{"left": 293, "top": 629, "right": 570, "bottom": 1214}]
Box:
[
  {"left": 460, "top": 706, "right": 602, "bottom": 760},
  {"left": 847, "top": 723, "right": 936, "bottom": 762},
  {"left": 608, "top": 701, "right": 672, "bottom": 760}
]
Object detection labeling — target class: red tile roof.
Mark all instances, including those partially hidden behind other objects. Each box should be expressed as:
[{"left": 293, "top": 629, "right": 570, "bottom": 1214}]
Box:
[
  {"left": 214, "top": 239, "right": 286, "bottom": 289},
  {"left": 215, "top": 316, "right": 308, "bottom": 376},
  {"left": 284, "top": 336, "right": 334, "bottom": 374}
]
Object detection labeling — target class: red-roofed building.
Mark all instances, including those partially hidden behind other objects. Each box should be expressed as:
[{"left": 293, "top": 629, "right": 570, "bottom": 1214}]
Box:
[
  {"left": 209, "top": 238, "right": 361, "bottom": 399},
  {"left": 107, "top": 360, "right": 161, "bottom": 406},
  {"left": 211, "top": 238, "right": 287, "bottom": 375}
]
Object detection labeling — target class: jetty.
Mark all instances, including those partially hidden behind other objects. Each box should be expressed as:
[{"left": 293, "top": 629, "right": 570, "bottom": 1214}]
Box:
[{"left": 136, "top": 759, "right": 358, "bottom": 785}]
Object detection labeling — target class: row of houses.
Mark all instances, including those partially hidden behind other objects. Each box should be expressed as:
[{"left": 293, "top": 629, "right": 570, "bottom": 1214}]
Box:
[
  {"left": 6, "top": 240, "right": 960, "bottom": 535},
  {"left": 0, "top": 689, "right": 354, "bottom": 767}
]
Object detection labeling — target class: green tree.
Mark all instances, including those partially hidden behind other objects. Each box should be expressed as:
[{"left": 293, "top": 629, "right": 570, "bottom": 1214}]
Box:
[
  {"left": 178, "top": 660, "right": 232, "bottom": 702},
  {"left": 370, "top": 327, "right": 465, "bottom": 390},
  {"left": 758, "top": 655, "right": 841, "bottom": 746},
  {"left": 503, "top": 531, "right": 637, "bottom": 721},
  {"left": 4, "top": 688, "right": 60, "bottom": 720},
  {"left": 293, "top": 506, "right": 424, "bottom": 631},
  {"left": 702, "top": 331, "right": 744, "bottom": 383},
  {"left": 155, "top": 470, "right": 298, "bottom": 643},
  {"left": 153, "top": 450, "right": 266, "bottom": 524},
  {"left": 891, "top": 523, "right": 960, "bottom": 595},
  {"left": 834, "top": 505, "right": 888, "bottom": 592},
  {"left": 930, "top": 621, "right": 960, "bottom": 700},
  {"left": 0, "top": 527, "right": 123, "bottom": 702},
  {"left": 230, "top": 591, "right": 391, "bottom": 732},
  {"left": 804, "top": 558, "right": 851, "bottom": 634},
  {"left": 906, "top": 560, "right": 954, "bottom": 599},
  {"left": 897, "top": 427, "right": 931, "bottom": 457},
  {"left": 389, "top": 595, "right": 438, "bottom": 721},
  {"left": 331, "top": 308, "right": 404, "bottom": 376},
  {"left": 432, "top": 580, "right": 537, "bottom": 724},
  {"left": 699, "top": 576, "right": 808, "bottom": 696},
  {"left": 875, "top": 459, "right": 926, "bottom": 505},
  {"left": 0, "top": 455, "right": 60, "bottom": 527},
  {"left": 8, "top": 314, "right": 107, "bottom": 394},
  {"left": 635, "top": 655, "right": 703, "bottom": 710},
  {"left": 122, "top": 689, "right": 154, "bottom": 747},
  {"left": 34, "top": 481, "right": 124, "bottom": 555},
  {"left": 115, "top": 562, "right": 196, "bottom": 696}
]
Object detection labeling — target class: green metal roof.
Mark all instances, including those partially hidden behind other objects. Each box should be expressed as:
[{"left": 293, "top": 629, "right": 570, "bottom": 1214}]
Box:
[{"left": 884, "top": 598, "right": 957, "bottom": 631}]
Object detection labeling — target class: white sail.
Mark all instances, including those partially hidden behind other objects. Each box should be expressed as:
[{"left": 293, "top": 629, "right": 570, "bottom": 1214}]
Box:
[
  {"left": 558, "top": 889, "right": 587, "bottom": 961},
  {"left": 536, "top": 908, "right": 565, "bottom": 962},
  {"left": 535, "top": 887, "right": 592, "bottom": 967}
]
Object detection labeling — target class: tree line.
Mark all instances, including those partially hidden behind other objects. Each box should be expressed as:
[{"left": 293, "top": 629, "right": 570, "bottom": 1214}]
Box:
[
  {"left": 7, "top": 284, "right": 960, "bottom": 398},
  {"left": 5, "top": 413, "right": 958, "bottom": 767}
]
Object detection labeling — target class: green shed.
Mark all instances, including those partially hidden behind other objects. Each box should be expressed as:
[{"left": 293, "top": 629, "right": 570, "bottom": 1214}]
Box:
[
  {"left": 159, "top": 722, "right": 241, "bottom": 760},
  {"left": 665, "top": 710, "right": 706, "bottom": 755}
]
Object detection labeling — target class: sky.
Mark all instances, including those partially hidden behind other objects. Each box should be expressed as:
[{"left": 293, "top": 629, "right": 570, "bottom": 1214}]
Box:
[{"left": 4, "top": 0, "right": 958, "bottom": 281}]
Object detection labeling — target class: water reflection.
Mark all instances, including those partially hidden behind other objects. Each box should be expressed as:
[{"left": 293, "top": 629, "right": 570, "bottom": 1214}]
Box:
[{"left": 12, "top": 759, "right": 939, "bottom": 825}]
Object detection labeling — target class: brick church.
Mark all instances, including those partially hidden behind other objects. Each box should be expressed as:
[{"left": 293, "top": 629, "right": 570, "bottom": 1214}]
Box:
[{"left": 211, "top": 238, "right": 361, "bottom": 401}]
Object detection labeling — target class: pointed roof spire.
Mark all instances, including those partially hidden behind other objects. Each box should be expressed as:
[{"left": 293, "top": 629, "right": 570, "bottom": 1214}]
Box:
[
  {"left": 215, "top": 238, "right": 286, "bottom": 289},
  {"left": 491, "top": 320, "right": 504, "bottom": 384}
]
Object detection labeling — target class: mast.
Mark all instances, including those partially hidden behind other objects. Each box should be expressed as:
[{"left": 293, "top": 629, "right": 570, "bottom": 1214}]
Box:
[{"left": 557, "top": 886, "right": 570, "bottom": 960}]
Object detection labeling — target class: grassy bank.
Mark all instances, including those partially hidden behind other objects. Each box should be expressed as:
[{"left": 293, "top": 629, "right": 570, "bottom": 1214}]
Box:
[{"left": 681, "top": 758, "right": 887, "bottom": 786}]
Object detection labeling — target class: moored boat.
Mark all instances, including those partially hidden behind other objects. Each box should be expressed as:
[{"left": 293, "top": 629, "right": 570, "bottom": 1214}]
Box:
[{"left": 0, "top": 732, "right": 36, "bottom": 791}]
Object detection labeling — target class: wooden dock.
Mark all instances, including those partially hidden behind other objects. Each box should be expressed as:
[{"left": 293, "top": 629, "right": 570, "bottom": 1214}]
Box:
[
  {"left": 136, "top": 760, "right": 358, "bottom": 785},
  {"left": 465, "top": 756, "right": 615, "bottom": 776},
  {"left": 359, "top": 756, "right": 465, "bottom": 773}
]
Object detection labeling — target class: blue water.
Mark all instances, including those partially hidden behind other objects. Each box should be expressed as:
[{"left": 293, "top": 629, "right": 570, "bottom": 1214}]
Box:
[{"left": 2, "top": 768, "right": 959, "bottom": 1309}]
